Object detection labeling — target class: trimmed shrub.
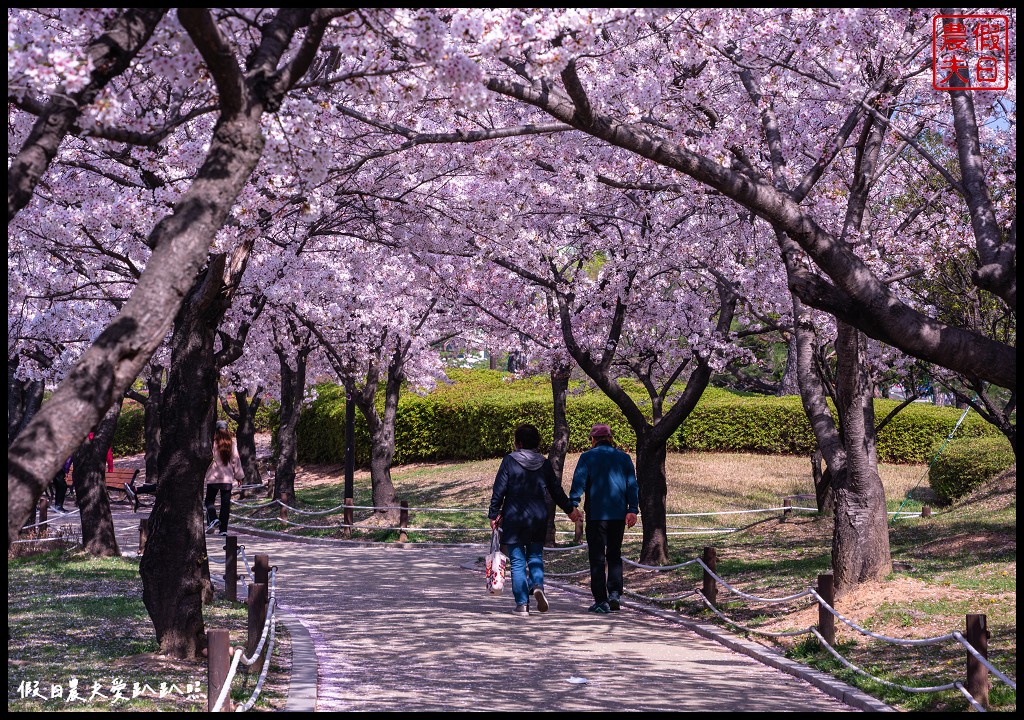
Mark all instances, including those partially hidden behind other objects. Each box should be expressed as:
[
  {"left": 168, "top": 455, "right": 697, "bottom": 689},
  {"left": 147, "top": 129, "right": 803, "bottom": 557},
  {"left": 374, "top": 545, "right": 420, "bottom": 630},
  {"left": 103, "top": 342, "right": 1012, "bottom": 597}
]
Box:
[
  {"left": 294, "top": 370, "right": 1001, "bottom": 466},
  {"left": 928, "top": 436, "right": 1015, "bottom": 503},
  {"left": 112, "top": 401, "right": 145, "bottom": 456}
]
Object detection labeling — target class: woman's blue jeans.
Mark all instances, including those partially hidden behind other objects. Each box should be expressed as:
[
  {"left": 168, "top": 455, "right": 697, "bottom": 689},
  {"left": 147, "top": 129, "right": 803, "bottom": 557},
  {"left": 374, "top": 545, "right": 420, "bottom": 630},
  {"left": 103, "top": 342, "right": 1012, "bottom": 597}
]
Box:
[{"left": 508, "top": 541, "right": 545, "bottom": 607}]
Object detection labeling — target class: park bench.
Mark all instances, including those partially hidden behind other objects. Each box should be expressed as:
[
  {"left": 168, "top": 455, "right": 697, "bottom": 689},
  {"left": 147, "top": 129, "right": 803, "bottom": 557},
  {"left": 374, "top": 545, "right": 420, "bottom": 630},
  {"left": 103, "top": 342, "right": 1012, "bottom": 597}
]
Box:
[{"left": 105, "top": 467, "right": 140, "bottom": 506}]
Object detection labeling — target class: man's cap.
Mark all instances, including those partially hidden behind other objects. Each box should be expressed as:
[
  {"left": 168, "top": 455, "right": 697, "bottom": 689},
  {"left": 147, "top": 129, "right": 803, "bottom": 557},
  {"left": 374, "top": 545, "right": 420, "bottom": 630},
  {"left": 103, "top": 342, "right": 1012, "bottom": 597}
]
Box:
[
  {"left": 590, "top": 423, "right": 613, "bottom": 440},
  {"left": 215, "top": 420, "right": 228, "bottom": 431}
]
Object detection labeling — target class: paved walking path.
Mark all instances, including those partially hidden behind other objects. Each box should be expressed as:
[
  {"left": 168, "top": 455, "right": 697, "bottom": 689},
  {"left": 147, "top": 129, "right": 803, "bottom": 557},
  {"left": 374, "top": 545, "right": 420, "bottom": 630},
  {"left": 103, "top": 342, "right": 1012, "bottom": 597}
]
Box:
[
  {"left": 92, "top": 491, "right": 890, "bottom": 713},
  {"left": 223, "top": 534, "right": 885, "bottom": 712}
]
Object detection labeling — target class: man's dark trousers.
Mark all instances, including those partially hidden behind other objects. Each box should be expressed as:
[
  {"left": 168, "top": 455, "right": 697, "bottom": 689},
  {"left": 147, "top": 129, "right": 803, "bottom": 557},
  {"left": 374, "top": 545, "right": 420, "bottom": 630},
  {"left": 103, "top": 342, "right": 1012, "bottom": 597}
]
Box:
[{"left": 586, "top": 519, "right": 626, "bottom": 604}]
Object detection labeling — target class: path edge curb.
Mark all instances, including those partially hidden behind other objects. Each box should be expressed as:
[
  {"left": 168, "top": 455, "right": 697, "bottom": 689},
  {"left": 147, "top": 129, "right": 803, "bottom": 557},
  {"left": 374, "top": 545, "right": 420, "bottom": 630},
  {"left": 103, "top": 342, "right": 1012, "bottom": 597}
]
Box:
[{"left": 277, "top": 606, "right": 318, "bottom": 712}]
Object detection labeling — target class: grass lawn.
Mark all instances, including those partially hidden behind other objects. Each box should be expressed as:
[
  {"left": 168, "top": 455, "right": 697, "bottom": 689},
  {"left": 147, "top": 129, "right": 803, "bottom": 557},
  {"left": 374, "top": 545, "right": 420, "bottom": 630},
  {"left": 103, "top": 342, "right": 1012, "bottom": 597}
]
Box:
[{"left": 7, "top": 547, "right": 290, "bottom": 712}]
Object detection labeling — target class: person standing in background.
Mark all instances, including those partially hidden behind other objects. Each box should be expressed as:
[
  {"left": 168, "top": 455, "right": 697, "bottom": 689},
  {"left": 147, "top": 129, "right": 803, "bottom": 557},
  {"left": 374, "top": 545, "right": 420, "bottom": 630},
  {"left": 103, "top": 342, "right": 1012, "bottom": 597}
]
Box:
[{"left": 205, "top": 420, "right": 244, "bottom": 535}]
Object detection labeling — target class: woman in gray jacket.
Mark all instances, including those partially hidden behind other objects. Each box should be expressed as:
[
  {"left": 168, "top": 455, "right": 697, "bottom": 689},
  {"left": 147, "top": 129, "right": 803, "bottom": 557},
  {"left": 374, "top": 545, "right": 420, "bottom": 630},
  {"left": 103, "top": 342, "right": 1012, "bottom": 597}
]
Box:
[{"left": 488, "top": 423, "right": 581, "bottom": 615}]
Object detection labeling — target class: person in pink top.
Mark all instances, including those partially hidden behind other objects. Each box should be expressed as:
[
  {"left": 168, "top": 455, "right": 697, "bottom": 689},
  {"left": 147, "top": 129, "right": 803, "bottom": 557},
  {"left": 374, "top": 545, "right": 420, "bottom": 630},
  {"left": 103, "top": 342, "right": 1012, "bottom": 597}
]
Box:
[{"left": 205, "top": 421, "right": 244, "bottom": 535}]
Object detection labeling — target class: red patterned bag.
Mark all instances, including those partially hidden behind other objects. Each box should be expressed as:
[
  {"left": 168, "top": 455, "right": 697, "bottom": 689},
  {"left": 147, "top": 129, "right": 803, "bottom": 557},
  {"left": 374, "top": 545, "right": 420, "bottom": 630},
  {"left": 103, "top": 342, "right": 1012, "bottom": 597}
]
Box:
[{"left": 485, "top": 528, "right": 507, "bottom": 594}]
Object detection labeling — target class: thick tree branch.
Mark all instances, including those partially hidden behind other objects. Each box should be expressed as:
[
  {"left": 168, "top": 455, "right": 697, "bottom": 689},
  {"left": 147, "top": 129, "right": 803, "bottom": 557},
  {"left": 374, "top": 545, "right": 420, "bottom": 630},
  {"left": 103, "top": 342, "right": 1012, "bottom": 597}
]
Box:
[
  {"left": 8, "top": 8, "right": 167, "bottom": 223},
  {"left": 485, "top": 74, "right": 1016, "bottom": 390}
]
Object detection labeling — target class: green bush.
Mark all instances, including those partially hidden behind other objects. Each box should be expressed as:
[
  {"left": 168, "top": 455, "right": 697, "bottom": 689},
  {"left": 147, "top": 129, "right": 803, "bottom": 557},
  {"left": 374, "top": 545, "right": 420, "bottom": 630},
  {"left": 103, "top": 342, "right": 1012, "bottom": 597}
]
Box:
[
  {"left": 928, "top": 436, "right": 1015, "bottom": 503},
  {"left": 113, "top": 402, "right": 145, "bottom": 456},
  {"left": 112, "top": 393, "right": 280, "bottom": 457},
  {"left": 294, "top": 370, "right": 1001, "bottom": 465}
]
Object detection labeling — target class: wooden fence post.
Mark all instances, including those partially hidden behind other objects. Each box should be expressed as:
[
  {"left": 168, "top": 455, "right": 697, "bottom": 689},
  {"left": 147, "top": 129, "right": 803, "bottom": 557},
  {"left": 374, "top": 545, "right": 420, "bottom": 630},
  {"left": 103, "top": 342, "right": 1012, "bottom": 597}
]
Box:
[
  {"left": 399, "top": 500, "right": 409, "bottom": 543},
  {"left": 702, "top": 547, "right": 718, "bottom": 608},
  {"left": 922, "top": 505, "right": 931, "bottom": 518},
  {"left": 817, "top": 573, "right": 835, "bottom": 647},
  {"left": 279, "top": 494, "right": 288, "bottom": 526},
  {"left": 254, "top": 553, "right": 269, "bottom": 587},
  {"left": 246, "top": 583, "right": 269, "bottom": 677},
  {"left": 782, "top": 497, "right": 792, "bottom": 521},
  {"left": 138, "top": 518, "right": 150, "bottom": 555},
  {"left": 38, "top": 498, "right": 49, "bottom": 537},
  {"left": 225, "top": 535, "right": 238, "bottom": 603},
  {"left": 207, "top": 628, "right": 231, "bottom": 712},
  {"left": 22, "top": 505, "right": 36, "bottom": 532},
  {"left": 343, "top": 498, "right": 353, "bottom": 539},
  {"left": 966, "top": 614, "right": 990, "bottom": 709},
  {"left": 574, "top": 518, "right": 584, "bottom": 545}
]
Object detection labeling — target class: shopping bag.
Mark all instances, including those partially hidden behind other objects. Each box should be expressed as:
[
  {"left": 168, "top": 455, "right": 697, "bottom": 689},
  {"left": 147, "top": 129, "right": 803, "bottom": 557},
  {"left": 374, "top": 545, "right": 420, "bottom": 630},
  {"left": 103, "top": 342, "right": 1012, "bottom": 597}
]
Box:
[{"left": 485, "top": 528, "right": 508, "bottom": 594}]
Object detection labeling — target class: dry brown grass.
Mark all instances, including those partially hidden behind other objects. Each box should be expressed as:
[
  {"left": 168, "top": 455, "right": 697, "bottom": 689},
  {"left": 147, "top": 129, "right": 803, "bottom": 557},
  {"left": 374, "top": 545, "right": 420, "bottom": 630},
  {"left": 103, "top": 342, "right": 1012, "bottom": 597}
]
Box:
[{"left": 331, "top": 450, "right": 929, "bottom": 517}]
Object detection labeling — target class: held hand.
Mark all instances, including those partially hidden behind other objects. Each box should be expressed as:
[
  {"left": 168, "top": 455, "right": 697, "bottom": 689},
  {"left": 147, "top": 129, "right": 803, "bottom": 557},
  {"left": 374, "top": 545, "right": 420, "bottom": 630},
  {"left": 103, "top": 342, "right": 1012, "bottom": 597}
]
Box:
[
  {"left": 567, "top": 508, "right": 583, "bottom": 523},
  {"left": 625, "top": 512, "right": 638, "bottom": 528},
  {"left": 490, "top": 516, "right": 501, "bottom": 530}
]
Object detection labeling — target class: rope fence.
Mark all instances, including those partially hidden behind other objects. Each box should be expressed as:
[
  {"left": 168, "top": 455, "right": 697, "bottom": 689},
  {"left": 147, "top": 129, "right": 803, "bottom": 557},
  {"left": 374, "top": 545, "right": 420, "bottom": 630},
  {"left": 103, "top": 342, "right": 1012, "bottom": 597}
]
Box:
[
  {"left": 595, "top": 544, "right": 1013, "bottom": 711},
  {"left": 207, "top": 544, "right": 279, "bottom": 713},
  {"left": 228, "top": 494, "right": 894, "bottom": 546}
]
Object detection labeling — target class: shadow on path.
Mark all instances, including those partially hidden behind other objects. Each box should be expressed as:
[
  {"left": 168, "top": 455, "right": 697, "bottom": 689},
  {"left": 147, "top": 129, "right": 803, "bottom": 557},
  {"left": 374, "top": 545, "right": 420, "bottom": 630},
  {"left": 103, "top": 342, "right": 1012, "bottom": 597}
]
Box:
[{"left": 251, "top": 540, "right": 859, "bottom": 712}]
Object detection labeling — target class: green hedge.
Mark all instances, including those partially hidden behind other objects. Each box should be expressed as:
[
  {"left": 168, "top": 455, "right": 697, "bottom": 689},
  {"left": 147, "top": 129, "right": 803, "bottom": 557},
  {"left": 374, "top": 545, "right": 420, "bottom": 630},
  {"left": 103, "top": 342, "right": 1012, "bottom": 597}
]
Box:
[
  {"left": 928, "top": 436, "right": 1015, "bottom": 503},
  {"left": 294, "top": 369, "right": 1002, "bottom": 465},
  {"left": 112, "top": 395, "right": 280, "bottom": 457},
  {"left": 112, "top": 402, "right": 145, "bottom": 456}
]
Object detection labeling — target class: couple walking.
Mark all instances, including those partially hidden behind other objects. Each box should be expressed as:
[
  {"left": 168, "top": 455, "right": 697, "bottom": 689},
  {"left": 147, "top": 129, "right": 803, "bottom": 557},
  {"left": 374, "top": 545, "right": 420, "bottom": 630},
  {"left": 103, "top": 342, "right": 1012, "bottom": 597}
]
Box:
[{"left": 488, "top": 422, "right": 639, "bottom": 616}]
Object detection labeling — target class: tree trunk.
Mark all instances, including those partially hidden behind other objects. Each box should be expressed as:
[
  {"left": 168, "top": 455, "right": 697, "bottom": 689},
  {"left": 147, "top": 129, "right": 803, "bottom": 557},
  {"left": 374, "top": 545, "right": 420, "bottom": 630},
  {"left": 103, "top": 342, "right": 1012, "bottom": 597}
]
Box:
[
  {"left": 831, "top": 322, "right": 891, "bottom": 593},
  {"left": 140, "top": 262, "right": 226, "bottom": 659},
  {"left": 273, "top": 350, "right": 307, "bottom": 506},
  {"left": 635, "top": 434, "right": 669, "bottom": 565},
  {"left": 71, "top": 399, "right": 122, "bottom": 557},
  {"left": 368, "top": 423, "right": 399, "bottom": 522},
  {"left": 788, "top": 290, "right": 845, "bottom": 513},
  {"left": 7, "top": 365, "right": 44, "bottom": 446},
  {"left": 545, "top": 360, "right": 571, "bottom": 546},
  {"left": 353, "top": 352, "right": 403, "bottom": 525},
  {"left": 234, "top": 389, "right": 263, "bottom": 487},
  {"left": 142, "top": 368, "right": 163, "bottom": 485},
  {"left": 777, "top": 333, "right": 800, "bottom": 396},
  {"left": 810, "top": 450, "right": 835, "bottom": 515}
]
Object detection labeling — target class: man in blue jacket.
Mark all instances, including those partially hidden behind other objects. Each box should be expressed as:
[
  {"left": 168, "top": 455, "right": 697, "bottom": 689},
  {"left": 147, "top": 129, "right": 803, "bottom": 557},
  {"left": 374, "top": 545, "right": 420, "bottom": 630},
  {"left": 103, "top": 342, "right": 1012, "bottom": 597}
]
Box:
[
  {"left": 489, "top": 423, "right": 582, "bottom": 616},
  {"left": 570, "top": 423, "right": 639, "bottom": 613}
]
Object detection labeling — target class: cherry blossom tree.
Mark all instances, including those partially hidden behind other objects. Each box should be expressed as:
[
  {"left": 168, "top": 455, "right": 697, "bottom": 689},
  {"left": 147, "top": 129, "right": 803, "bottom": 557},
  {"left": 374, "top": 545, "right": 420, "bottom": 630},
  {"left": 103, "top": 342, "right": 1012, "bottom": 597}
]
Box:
[
  {"left": 280, "top": 239, "right": 458, "bottom": 522},
  {"left": 420, "top": 8, "right": 1014, "bottom": 391},
  {"left": 400, "top": 132, "right": 765, "bottom": 564},
  {"left": 8, "top": 7, "right": 1015, "bottom": 606},
  {"left": 8, "top": 7, "right": 359, "bottom": 657},
  {"left": 408, "top": 7, "right": 1014, "bottom": 587}
]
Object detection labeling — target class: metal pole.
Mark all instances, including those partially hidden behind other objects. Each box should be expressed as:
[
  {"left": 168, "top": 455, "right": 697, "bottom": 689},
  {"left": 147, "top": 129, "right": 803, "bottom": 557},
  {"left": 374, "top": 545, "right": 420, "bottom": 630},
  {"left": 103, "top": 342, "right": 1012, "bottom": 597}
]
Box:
[{"left": 345, "top": 393, "right": 355, "bottom": 502}]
